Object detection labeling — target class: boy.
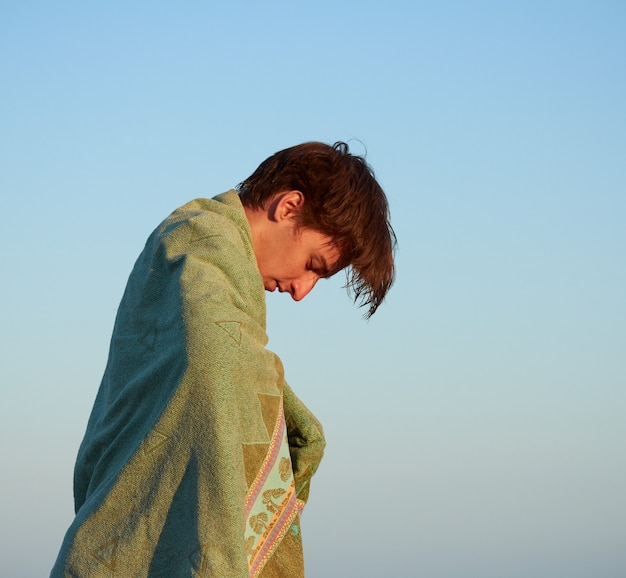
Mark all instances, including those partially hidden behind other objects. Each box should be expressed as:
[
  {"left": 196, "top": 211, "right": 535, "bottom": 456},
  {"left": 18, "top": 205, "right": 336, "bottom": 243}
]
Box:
[{"left": 51, "top": 141, "right": 395, "bottom": 577}]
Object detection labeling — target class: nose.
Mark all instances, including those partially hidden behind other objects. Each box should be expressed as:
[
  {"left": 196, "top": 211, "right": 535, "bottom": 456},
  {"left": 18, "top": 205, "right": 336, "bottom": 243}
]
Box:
[{"left": 290, "top": 275, "right": 319, "bottom": 301}]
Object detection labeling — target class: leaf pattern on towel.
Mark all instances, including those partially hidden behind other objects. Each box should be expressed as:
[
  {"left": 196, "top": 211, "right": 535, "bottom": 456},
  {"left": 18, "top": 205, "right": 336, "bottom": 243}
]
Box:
[
  {"left": 245, "top": 535, "right": 256, "bottom": 555},
  {"left": 262, "top": 488, "right": 286, "bottom": 513},
  {"left": 250, "top": 512, "right": 268, "bottom": 534},
  {"left": 278, "top": 457, "right": 291, "bottom": 482}
]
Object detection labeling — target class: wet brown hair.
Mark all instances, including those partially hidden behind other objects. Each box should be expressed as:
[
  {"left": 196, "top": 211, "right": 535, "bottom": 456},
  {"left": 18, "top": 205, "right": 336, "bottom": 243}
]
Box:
[{"left": 238, "top": 141, "right": 396, "bottom": 317}]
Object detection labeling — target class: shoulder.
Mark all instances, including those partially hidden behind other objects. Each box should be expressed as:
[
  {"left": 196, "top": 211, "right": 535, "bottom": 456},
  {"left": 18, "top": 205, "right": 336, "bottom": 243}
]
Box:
[
  {"left": 149, "top": 190, "right": 265, "bottom": 323},
  {"left": 151, "top": 190, "right": 254, "bottom": 266}
]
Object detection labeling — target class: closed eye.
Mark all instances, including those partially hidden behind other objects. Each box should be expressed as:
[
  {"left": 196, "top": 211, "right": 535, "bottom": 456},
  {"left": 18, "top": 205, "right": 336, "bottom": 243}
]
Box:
[{"left": 308, "top": 260, "right": 332, "bottom": 278}]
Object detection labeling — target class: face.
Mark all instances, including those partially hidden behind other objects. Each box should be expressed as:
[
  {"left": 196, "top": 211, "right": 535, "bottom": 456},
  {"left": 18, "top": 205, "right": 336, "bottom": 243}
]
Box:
[{"left": 256, "top": 221, "right": 341, "bottom": 301}]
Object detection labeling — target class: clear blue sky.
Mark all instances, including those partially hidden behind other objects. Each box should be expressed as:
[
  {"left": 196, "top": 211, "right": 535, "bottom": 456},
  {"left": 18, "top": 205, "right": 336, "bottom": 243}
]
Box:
[{"left": 1, "top": 2, "right": 625, "bottom": 577}]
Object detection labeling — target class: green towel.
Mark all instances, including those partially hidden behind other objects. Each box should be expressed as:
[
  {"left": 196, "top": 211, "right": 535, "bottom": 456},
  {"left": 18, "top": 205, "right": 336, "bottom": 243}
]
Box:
[{"left": 51, "top": 190, "right": 325, "bottom": 577}]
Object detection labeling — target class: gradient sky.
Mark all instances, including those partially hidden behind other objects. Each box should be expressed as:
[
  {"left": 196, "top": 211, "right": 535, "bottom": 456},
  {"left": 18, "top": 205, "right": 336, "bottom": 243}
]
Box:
[{"left": 1, "top": 2, "right": 625, "bottom": 577}]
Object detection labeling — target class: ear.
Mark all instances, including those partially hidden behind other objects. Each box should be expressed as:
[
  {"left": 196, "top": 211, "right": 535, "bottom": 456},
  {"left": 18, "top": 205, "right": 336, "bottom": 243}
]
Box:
[{"left": 272, "top": 190, "right": 305, "bottom": 222}]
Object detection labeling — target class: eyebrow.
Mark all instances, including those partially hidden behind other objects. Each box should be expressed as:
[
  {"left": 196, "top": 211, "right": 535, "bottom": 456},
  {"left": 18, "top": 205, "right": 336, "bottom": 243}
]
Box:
[
  {"left": 317, "top": 256, "right": 330, "bottom": 276},
  {"left": 314, "top": 255, "right": 340, "bottom": 278}
]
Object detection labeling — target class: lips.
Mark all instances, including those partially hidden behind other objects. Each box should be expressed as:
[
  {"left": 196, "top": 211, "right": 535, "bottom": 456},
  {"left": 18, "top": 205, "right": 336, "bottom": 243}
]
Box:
[
  {"left": 277, "top": 284, "right": 293, "bottom": 296},
  {"left": 264, "top": 280, "right": 292, "bottom": 296}
]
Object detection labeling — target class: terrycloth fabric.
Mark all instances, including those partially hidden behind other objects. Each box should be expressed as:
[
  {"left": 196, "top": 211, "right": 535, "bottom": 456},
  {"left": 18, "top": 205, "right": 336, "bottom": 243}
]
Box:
[{"left": 51, "top": 191, "right": 325, "bottom": 578}]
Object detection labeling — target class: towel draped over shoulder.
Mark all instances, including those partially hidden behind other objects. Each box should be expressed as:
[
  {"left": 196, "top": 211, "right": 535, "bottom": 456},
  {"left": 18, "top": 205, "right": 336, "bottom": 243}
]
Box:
[{"left": 51, "top": 191, "right": 325, "bottom": 578}]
